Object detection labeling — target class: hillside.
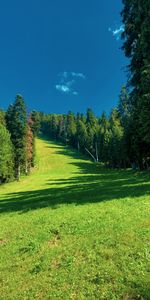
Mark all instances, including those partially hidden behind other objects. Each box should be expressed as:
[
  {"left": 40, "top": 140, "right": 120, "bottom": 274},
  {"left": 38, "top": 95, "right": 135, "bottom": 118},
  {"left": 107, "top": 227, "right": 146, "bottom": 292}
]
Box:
[{"left": 0, "top": 138, "right": 150, "bottom": 299}]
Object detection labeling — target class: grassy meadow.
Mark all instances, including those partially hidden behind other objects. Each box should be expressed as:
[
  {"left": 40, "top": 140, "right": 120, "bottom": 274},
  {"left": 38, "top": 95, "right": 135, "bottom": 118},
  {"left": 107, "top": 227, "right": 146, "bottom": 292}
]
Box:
[{"left": 0, "top": 138, "right": 150, "bottom": 300}]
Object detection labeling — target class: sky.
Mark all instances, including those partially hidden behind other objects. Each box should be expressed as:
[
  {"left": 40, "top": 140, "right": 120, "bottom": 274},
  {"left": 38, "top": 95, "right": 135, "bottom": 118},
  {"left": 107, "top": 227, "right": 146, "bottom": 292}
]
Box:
[{"left": 0, "top": 0, "right": 128, "bottom": 115}]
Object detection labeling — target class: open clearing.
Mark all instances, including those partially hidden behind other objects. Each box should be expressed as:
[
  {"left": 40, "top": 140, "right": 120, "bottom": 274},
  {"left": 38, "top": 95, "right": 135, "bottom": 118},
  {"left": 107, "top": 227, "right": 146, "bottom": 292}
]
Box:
[{"left": 0, "top": 138, "right": 150, "bottom": 300}]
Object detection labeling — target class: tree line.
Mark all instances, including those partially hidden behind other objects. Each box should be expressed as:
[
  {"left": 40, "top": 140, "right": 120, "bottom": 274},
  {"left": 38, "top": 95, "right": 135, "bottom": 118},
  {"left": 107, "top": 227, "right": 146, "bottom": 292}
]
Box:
[
  {"left": 0, "top": 95, "right": 36, "bottom": 183},
  {"left": 32, "top": 82, "right": 149, "bottom": 170},
  {"left": 30, "top": 87, "right": 136, "bottom": 168}
]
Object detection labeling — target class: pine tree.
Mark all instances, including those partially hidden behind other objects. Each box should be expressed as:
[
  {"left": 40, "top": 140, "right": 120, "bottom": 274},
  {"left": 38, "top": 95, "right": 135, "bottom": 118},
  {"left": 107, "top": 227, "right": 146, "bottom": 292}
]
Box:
[
  {"left": 108, "top": 109, "right": 124, "bottom": 168},
  {"left": 122, "top": 0, "right": 150, "bottom": 169},
  {"left": 0, "top": 110, "right": 6, "bottom": 125},
  {"left": 51, "top": 115, "right": 59, "bottom": 139},
  {"left": 86, "top": 108, "right": 98, "bottom": 156},
  {"left": 30, "top": 110, "right": 41, "bottom": 136},
  {"left": 98, "top": 112, "right": 109, "bottom": 163},
  {"left": 118, "top": 86, "right": 132, "bottom": 167},
  {"left": 26, "top": 116, "right": 34, "bottom": 173},
  {"left": 6, "top": 95, "right": 28, "bottom": 180},
  {"left": 76, "top": 119, "right": 88, "bottom": 152},
  {"left": 66, "top": 111, "right": 77, "bottom": 146},
  {"left": 0, "top": 124, "right": 14, "bottom": 183}
]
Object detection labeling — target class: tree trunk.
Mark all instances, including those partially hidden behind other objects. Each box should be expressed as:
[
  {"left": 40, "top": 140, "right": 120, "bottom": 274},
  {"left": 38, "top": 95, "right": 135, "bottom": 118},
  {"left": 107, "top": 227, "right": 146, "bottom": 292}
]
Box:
[
  {"left": 85, "top": 147, "right": 96, "bottom": 162},
  {"left": 17, "top": 163, "right": 21, "bottom": 181},
  {"left": 138, "top": 156, "right": 144, "bottom": 170},
  {"left": 95, "top": 142, "right": 99, "bottom": 162},
  {"left": 77, "top": 141, "right": 80, "bottom": 151},
  {"left": 25, "top": 161, "right": 28, "bottom": 175}
]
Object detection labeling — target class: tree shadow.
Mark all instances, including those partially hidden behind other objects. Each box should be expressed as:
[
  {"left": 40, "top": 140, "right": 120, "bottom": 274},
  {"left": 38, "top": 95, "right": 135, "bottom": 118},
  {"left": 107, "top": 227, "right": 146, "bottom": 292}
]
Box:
[{"left": 0, "top": 141, "right": 150, "bottom": 214}]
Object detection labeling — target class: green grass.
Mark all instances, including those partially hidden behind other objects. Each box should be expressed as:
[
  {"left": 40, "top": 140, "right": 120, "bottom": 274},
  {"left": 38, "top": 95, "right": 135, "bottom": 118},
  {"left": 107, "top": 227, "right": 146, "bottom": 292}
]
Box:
[{"left": 0, "top": 138, "right": 150, "bottom": 300}]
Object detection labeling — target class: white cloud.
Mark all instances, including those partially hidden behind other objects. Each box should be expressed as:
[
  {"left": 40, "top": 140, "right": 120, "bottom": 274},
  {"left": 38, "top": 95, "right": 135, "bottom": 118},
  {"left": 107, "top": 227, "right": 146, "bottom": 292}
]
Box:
[
  {"left": 109, "top": 25, "right": 124, "bottom": 40},
  {"left": 71, "top": 72, "right": 85, "bottom": 79},
  {"left": 56, "top": 85, "right": 70, "bottom": 93},
  {"left": 55, "top": 71, "right": 85, "bottom": 95},
  {"left": 65, "top": 80, "right": 75, "bottom": 87}
]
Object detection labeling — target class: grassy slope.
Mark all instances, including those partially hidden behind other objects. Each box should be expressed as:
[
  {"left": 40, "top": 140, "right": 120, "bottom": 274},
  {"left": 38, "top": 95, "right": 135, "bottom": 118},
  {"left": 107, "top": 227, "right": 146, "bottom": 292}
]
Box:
[{"left": 0, "top": 138, "right": 150, "bottom": 300}]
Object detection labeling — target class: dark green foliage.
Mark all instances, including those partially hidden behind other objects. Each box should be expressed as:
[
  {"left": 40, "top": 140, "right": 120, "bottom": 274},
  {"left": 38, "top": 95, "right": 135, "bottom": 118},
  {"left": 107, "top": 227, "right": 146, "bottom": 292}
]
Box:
[
  {"left": 30, "top": 110, "right": 41, "bottom": 136},
  {"left": 50, "top": 114, "right": 59, "bottom": 139},
  {"left": 0, "top": 123, "right": 14, "bottom": 182},
  {"left": 27, "top": 116, "right": 35, "bottom": 171},
  {"left": 121, "top": 0, "right": 150, "bottom": 169},
  {"left": 76, "top": 119, "right": 88, "bottom": 151},
  {"left": 38, "top": 108, "right": 126, "bottom": 167},
  {"left": 0, "top": 110, "right": 6, "bottom": 125},
  {"left": 6, "top": 95, "right": 28, "bottom": 179},
  {"left": 98, "top": 112, "right": 109, "bottom": 163},
  {"left": 108, "top": 109, "right": 124, "bottom": 168},
  {"left": 118, "top": 87, "right": 132, "bottom": 167},
  {"left": 86, "top": 108, "right": 98, "bottom": 158},
  {"left": 66, "top": 112, "right": 77, "bottom": 147},
  {"left": 0, "top": 96, "right": 35, "bottom": 183}
]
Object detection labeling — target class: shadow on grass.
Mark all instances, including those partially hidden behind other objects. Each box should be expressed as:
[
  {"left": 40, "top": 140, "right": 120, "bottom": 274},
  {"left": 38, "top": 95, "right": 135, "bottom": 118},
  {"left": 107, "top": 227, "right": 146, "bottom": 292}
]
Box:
[{"left": 0, "top": 141, "right": 150, "bottom": 214}]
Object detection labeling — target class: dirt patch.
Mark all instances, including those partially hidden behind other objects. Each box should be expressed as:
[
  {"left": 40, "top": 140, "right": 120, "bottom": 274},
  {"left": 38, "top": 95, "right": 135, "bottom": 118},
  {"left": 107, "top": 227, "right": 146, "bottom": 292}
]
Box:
[
  {"left": 141, "top": 221, "right": 150, "bottom": 227},
  {"left": 47, "top": 235, "right": 61, "bottom": 247},
  {"left": 0, "top": 239, "right": 7, "bottom": 246}
]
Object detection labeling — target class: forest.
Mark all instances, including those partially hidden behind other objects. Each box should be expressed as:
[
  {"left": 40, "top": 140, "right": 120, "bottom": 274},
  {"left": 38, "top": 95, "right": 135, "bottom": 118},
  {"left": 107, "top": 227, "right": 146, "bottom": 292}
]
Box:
[{"left": 0, "top": 81, "right": 149, "bottom": 185}]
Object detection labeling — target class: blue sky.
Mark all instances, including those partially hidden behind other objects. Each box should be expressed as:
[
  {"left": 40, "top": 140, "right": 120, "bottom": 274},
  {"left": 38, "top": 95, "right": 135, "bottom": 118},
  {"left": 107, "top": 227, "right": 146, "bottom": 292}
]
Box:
[{"left": 0, "top": 0, "right": 128, "bottom": 115}]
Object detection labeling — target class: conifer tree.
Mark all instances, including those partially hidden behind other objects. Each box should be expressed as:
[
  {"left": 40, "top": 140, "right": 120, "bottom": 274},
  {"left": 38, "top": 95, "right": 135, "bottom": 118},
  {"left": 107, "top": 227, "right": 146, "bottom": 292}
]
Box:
[
  {"left": 6, "top": 95, "right": 28, "bottom": 180},
  {"left": 76, "top": 119, "right": 88, "bottom": 151},
  {"left": 98, "top": 112, "right": 109, "bottom": 163},
  {"left": 0, "top": 110, "right": 6, "bottom": 125},
  {"left": 51, "top": 115, "right": 59, "bottom": 139},
  {"left": 108, "top": 109, "right": 124, "bottom": 168},
  {"left": 122, "top": 0, "right": 150, "bottom": 169},
  {"left": 0, "top": 124, "right": 14, "bottom": 183},
  {"left": 86, "top": 108, "right": 98, "bottom": 156},
  {"left": 26, "top": 116, "right": 34, "bottom": 172},
  {"left": 66, "top": 111, "right": 77, "bottom": 146},
  {"left": 30, "top": 110, "right": 41, "bottom": 136}
]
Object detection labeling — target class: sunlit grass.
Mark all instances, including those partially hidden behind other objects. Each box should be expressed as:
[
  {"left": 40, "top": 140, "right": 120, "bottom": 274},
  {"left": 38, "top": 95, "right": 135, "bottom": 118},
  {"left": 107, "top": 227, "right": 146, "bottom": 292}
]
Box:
[{"left": 0, "top": 138, "right": 150, "bottom": 299}]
